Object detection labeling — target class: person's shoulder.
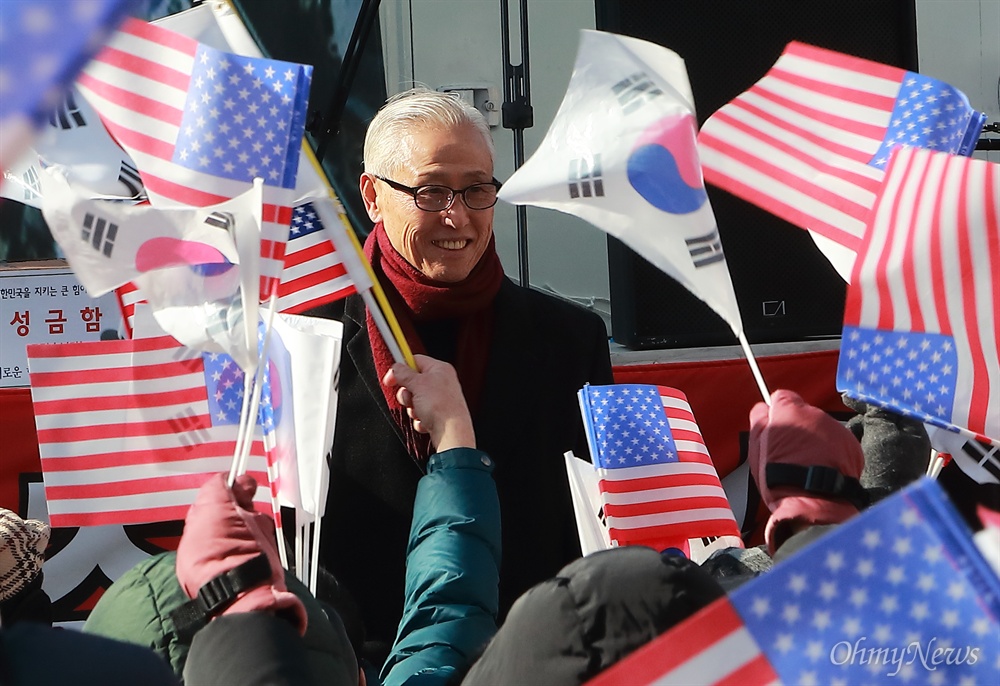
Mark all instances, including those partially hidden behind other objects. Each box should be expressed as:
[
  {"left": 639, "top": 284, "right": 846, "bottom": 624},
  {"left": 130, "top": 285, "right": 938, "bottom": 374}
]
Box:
[
  {"left": 500, "top": 280, "right": 605, "bottom": 328},
  {"left": 303, "top": 293, "right": 364, "bottom": 322}
]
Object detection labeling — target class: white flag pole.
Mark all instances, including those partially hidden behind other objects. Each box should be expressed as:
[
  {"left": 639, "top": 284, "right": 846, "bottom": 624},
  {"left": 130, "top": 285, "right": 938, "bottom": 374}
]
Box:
[{"left": 737, "top": 330, "right": 771, "bottom": 405}]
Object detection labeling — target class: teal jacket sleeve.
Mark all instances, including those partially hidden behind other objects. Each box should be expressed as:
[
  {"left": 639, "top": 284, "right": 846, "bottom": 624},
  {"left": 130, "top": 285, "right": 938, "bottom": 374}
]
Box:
[{"left": 380, "top": 448, "right": 501, "bottom": 686}]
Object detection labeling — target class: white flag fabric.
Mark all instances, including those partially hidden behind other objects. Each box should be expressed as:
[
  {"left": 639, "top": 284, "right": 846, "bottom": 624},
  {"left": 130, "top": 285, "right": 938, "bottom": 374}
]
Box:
[
  {"left": 272, "top": 313, "right": 343, "bottom": 518},
  {"left": 39, "top": 167, "right": 243, "bottom": 297},
  {"left": 498, "top": 30, "right": 744, "bottom": 337}
]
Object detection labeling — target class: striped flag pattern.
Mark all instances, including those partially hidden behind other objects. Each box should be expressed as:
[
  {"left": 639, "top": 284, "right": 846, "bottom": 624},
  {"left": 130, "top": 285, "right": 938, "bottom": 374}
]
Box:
[
  {"left": 586, "top": 479, "right": 1000, "bottom": 685},
  {"left": 276, "top": 203, "right": 358, "bottom": 314},
  {"left": 579, "top": 384, "right": 740, "bottom": 546},
  {"left": 75, "top": 17, "right": 312, "bottom": 299},
  {"left": 26, "top": 335, "right": 272, "bottom": 527},
  {"left": 114, "top": 280, "right": 142, "bottom": 338},
  {"left": 838, "top": 146, "right": 1000, "bottom": 446},
  {"left": 698, "top": 41, "right": 986, "bottom": 256}
]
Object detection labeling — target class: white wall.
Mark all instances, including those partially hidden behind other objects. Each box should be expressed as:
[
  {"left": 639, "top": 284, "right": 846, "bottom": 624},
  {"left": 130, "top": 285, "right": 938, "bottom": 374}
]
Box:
[{"left": 916, "top": 0, "right": 1000, "bottom": 163}]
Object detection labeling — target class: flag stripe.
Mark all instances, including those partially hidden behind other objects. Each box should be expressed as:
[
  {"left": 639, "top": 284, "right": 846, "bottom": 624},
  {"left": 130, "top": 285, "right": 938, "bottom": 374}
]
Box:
[
  {"left": 40, "top": 442, "right": 261, "bottom": 471},
  {"left": 45, "top": 469, "right": 269, "bottom": 499},
  {"left": 28, "top": 334, "right": 274, "bottom": 526},
  {"left": 840, "top": 146, "right": 999, "bottom": 443},
  {"left": 604, "top": 493, "right": 734, "bottom": 518},
  {"left": 699, "top": 40, "right": 983, "bottom": 265}
]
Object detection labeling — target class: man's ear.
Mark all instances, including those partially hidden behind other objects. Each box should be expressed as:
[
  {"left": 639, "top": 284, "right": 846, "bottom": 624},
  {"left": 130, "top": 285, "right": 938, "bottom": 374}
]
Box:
[{"left": 360, "top": 173, "right": 381, "bottom": 223}]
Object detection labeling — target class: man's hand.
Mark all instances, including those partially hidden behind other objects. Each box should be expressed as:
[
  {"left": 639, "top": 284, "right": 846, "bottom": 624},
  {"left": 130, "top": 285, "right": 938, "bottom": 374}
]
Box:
[{"left": 382, "top": 354, "right": 476, "bottom": 453}]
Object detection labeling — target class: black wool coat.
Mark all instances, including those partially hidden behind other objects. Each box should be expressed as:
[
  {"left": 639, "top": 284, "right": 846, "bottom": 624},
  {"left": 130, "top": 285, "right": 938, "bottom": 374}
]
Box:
[{"left": 309, "top": 278, "right": 614, "bottom": 652}]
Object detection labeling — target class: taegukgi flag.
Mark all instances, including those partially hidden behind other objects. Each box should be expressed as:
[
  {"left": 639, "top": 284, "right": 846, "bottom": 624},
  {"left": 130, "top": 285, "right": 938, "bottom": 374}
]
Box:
[{"left": 498, "top": 29, "right": 745, "bottom": 339}]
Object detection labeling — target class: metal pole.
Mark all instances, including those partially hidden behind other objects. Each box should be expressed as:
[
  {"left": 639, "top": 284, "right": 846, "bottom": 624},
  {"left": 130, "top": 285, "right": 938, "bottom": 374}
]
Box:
[{"left": 500, "top": 0, "right": 533, "bottom": 287}]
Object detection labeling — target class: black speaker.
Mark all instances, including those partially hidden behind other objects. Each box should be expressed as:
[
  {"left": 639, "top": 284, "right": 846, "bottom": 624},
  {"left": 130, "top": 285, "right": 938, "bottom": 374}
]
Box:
[{"left": 596, "top": 0, "right": 918, "bottom": 349}]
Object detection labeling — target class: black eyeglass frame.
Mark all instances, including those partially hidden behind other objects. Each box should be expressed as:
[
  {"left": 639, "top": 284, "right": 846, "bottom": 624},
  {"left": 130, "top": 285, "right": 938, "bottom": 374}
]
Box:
[{"left": 373, "top": 174, "right": 503, "bottom": 211}]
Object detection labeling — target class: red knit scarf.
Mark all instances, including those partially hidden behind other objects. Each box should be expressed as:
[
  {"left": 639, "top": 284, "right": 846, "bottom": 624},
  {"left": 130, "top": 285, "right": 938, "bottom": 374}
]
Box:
[{"left": 364, "top": 222, "right": 504, "bottom": 461}]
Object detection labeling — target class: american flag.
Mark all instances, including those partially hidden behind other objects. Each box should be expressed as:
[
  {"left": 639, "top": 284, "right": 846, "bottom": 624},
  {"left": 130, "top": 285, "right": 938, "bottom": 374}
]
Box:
[
  {"left": 587, "top": 478, "right": 1000, "bottom": 686},
  {"left": 276, "top": 203, "right": 358, "bottom": 314},
  {"left": 114, "top": 280, "right": 142, "bottom": 338},
  {"left": 579, "top": 384, "right": 740, "bottom": 546},
  {"left": 0, "top": 0, "right": 138, "bottom": 168},
  {"left": 838, "top": 147, "right": 999, "bottom": 446},
  {"left": 75, "top": 17, "right": 312, "bottom": 299},
  {"left": 26, "top": 334, "right": 273, "bottom": 527},
  {"left": 698, "top": 41, "right": 986, "bottom": 256}
]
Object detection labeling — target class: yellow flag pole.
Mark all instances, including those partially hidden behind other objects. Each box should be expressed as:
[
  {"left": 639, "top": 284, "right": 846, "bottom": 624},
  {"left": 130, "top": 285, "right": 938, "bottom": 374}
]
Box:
[{"left": 300, "top": 144, "right": 417, "bottom": 369}]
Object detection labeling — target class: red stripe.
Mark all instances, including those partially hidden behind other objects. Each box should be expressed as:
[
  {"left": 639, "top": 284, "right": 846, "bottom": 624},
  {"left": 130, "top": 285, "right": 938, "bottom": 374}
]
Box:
[
  {"left": 874, "top": 149, "right": 919, "bottom": 329},
  {"left": 96, "top": 45, "right": 191, "bottom": 91},
  {"left": 284, "top": 240, "right": 337, "bottom": 268},
  {"left": 40, "top": 440, "right": 265, "bottom": 471},
  {"left": 119, "top": 16, "right": 198, "bottom": 55},
  {"left": 900, "top": 155, "right": 934, "bottom": 332},
  {"left": 32, "top": 386, "right": 205, "bottom": 415},
  {"left": 26, "top": 335, "right": 176, "bottom": 358},
  {"left": 46, "top": 469, "right": 269, "bottom": 500},
  {"left": 657, "top": 386, "right": 688, "bottom": 402},
  {"left": 278, "top": 284, "right": 356, "bottom": 314},
  {"left": 263, "top": 204, "right": 293, "bottom": 224},
  {"left": 279, "top": 264, "right": 349, "bottom": 295},
  {"left": 29, "top": 357, "right": 201, "bottom": 387},
  {"left": 77, "top": 72, "right": 184, "bottom": 129},
  {"left": 953, "top": 156, "right": 990, "bottom": 432},
  {"left": 700, "top": 123, "right": 875, "bottom": 224},
  {"left": 786, "top": 41, "right": 905, "bottom": 82},
  {"left": 927, "top": 157, "right": 952, "bottom": 337},
  {"left": 753, "top": 81, "right": 888, "bottom": 144},
  {"left": 716, "top": 98, "right": 877, "bottom": 170},
  {"left": 142, "top": 170, "right": 230, "bottom": 206},
  {"left": 984, "top": 163, "right": 1000, "bottom": 415},
  {"left": 599, "top": 470, "right": 723, "bottom": 493},
  {"left": 37, "top": 414, "right": 213, "bottom": 443},
  {"left": 610, "top": 517, "right": 741, "bottom": 544},
  {"left": 585, "top": 598, "right": 747, "bottom": 686},
  {"left": 669, "top": 427, "right": 706, "bottom": 444},
  {"left": 769, "top": 66, "right": 898, "bottom": 113},
  {"left": 702, "top": 164, "right": 863, "bottom": 252},
  {"left": 102, "top": 121, "right": 178, "bottom": 163},
  {"left": 48, "top": 496, "right": 272, "bottom": 528},
  {"left": 717, "top": 653, "right": 779, "bottom": 685},
  {"left": 604, "top": 494, "right": 733, "bottom": 518}
]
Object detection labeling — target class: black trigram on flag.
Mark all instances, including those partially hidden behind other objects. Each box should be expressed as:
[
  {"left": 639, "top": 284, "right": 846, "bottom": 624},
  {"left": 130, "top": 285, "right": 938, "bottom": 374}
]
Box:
[
  {"left": 22, "top": 166, "right": 41, "bottom": 202},
  {"left": 118, "top": 161, "right": 143, "bottom": 199},
  {"left": 48, "top": 91, "right": 87, "bottom": 130},
  {"left": 962, "top": 439, "right": 1000, "bottom": 483},
  {"left": 568, "top": 155, "right": 604, "bottom": 199},
  {"left": 205, "top": 211, "right": 235, "bottom": 232},
  {"left": 170, "top": 407, "right": 212, "bottom": 450},
  {"left": 612, "top": 71, "right": 663, "bottom": 116},
  {"left": 685, "top": 229, "right": 725, "bottom": 268},
  {"left": 81, "top": 213, "right": 118, "bottom": 257}
]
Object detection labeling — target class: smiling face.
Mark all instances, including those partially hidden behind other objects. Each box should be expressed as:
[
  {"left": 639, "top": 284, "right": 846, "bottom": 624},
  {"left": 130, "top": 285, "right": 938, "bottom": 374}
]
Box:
[{"left": 361, "top": 122, "right": 495, "bottom": 283}]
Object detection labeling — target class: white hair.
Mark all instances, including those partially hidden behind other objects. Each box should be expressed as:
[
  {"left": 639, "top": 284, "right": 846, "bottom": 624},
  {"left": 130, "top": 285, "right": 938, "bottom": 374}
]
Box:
[{"left": 363, "top": 86, "right": 495, "bottom": 177}]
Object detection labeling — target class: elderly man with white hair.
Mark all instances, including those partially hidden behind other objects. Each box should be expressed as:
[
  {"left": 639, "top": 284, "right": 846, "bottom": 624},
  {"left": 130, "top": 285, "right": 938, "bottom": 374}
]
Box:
[{"left": 310, "top": 86, "right": 614, "bottom": 663}]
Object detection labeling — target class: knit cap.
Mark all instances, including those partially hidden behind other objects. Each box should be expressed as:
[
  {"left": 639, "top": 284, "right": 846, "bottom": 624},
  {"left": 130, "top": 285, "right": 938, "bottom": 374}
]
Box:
[{"left": 0, "top": 509, "right": 49, "bottom": 604}]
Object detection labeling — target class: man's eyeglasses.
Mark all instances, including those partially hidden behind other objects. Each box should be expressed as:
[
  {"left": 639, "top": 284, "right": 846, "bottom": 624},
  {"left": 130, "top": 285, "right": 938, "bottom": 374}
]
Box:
[{"left": 374, "top": 175, "right": 502, "bottom": 211}]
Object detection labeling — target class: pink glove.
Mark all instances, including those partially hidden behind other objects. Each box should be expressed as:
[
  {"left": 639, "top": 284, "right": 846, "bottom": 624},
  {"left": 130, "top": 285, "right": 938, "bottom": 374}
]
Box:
[
  {"left": 749, "top": 390, "right": 865, "bottom": 555},
  {"left": 176, "top": 473, "right": 306, "bottom": 635}
]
